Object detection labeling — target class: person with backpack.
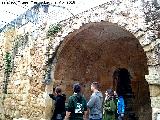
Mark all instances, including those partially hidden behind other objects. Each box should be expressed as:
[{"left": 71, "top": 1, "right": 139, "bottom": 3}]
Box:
[
  {"left": 117, "top": 96, "right": 125, "bottom": 120},
  {"left": 64, "top": 83, "right": 87, "bottom": 120},
  {"left": 87, "top": 82, "right": 103, "bottom": 120},
  {"left": 49, "top": 86, "right": 66, "bottom": 120},
  {"left": 102, "top": 88, "right": 117, "bottom": 120}
]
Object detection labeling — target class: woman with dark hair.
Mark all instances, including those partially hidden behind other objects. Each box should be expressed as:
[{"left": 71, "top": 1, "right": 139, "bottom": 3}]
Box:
[
  {"left": 103, "top": 88, "right": 117, "bottom": 120},
  {"left": 49, "top": 86, "right": 66, "bottom": 120}
]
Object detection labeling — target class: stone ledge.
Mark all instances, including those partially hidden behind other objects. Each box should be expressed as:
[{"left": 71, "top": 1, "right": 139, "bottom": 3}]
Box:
[
  {"left": 146, "top": 79, "right": 160, "bottom": 85},
  {"left": 145, "top": 76, "right": 160, "bottom": 85}
]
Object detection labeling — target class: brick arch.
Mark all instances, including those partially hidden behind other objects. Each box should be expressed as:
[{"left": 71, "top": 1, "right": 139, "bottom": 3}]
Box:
[{"left": 53, "top": 21, "right": 151, "bottom": 119}]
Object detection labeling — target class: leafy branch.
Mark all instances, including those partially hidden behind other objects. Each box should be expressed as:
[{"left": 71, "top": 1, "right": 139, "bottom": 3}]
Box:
[
  {"left": 46, "top": 24, "right": 62, "bottom": 38},
  {"left": 4, "top": 52, "right": 12, "bottom": 75}
]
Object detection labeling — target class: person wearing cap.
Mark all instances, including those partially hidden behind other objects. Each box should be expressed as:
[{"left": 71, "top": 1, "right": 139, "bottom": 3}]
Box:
[{"left": 64, "top": 83, "right": 87, "bottom": 120}]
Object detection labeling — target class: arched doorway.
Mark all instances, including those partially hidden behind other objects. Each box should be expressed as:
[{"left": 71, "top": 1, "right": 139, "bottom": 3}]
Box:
[
  {"left": 113, "top": 68, "right": 132, "bottom": 97},
  {"left": 113, "top": 68, "right": 137, "bottom": 119},
  {"left": 54, "top": 21, "right": 151, "bottom": 119}
]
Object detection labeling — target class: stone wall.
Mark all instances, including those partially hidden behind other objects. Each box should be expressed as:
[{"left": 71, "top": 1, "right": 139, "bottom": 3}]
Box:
[
  {"left": 0, "top": 0, "right": 160, "bottom": 119},
  {"left": 142, "top": 0, "right": 160, "bottom": 119},
  {"left": 0, "top": 23, "right": 56, "bottom": 119},
  {"left": 54, "top": 21, "right": 152, "bottom": 119}
]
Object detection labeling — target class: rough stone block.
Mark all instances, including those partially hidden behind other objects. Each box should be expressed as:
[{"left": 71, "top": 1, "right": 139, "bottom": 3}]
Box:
[
  {"left": 151, "top": 97, "right": 160, "bottom": 108},
  {"left": 146, "top": 66, "right": 160, "bottom": 85},
  {"left": 149, "top": 84, "right": 160, "bottom": 97}
]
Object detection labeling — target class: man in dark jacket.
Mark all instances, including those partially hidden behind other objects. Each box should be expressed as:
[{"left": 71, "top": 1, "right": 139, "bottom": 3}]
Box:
[
  {"left": 64, "top": 83, "right": 87, "bottom": 120},
  {"left": 49, "top": 86, "right": 66, "bottom": 120}
]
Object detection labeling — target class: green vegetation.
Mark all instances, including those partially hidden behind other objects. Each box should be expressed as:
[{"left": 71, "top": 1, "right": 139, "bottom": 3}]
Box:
[
  {"left": 3, "top": 52, "right": 12, "bottom": 93},
  {"left": 43, "top": 23, "right": 62, "bottom": 84},
  {"left": 46, "top": 24, "right": 62, "bottom": 38},
  {"left": 3, "top": 33, "right": 29, "bottom": 94},
  {"left": 4, "top": 52, "right": 12, "bottom": 75}
]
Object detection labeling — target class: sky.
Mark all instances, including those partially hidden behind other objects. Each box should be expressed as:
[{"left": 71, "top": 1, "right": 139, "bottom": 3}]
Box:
[{"left": 0, "top": 0, "right": 107, "bottom": 29}]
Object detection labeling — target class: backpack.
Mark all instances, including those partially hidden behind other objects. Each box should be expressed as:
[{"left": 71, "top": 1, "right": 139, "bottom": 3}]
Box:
[
  {"left": 110, "top": 99, "right": 117, "bottom": 113},
  {"left": 73, "top": 94, "right": 85, "bottom": 114},
  {"left": 117, "top": 96, "right": 125, "bottom": 114},
  {"left": 103, "top": 98, "right": 117, "bottom": 113}
]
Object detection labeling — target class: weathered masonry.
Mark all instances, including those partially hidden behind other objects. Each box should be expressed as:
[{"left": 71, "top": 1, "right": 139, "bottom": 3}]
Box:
[
  {"left": 55, "top": 22, "right": 151, "bottom": 120},
  {"left": 0, "top": 0, "right": 160, "bottom": 120}
]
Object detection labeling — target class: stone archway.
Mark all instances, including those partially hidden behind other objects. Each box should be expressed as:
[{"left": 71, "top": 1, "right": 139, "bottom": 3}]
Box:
[{"left": 54, "top": 21, "right": 152, "bottom": 119}]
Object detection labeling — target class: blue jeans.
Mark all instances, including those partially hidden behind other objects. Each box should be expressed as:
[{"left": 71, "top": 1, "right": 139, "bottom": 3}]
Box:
[
  {"left": 118, "top": 116, "right": 124, "bottom": 120},
  {"left": 89, "top": 118, "right": 102, "bottom": 120}
]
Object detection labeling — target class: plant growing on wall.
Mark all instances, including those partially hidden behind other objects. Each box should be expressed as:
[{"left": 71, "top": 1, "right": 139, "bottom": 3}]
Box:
[
  {"left": 46, "top": 24, "right": 62, "bottom": 38},
  {"left": 43, "top": 42, "right": 63, "bottom": 85},
  {"left": 4, "top": 52, "right": 12, "bottom": 76},
  {"left": 2, "top": 33, "right": 29, "bottom": 93},
  {"left": 3, "top": 52, "right": 12, "bottom": 93},
  {"left": 43, "top": 23, "right": 62, "bottom": 84},
  {"left": 14, "top": 33, "right": 29, "bottom": 51}
]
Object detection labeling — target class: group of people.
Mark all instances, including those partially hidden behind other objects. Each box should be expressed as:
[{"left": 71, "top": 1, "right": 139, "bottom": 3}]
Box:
[{"left": 49, "top": 82, "right": 125, "bottom": 120}]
